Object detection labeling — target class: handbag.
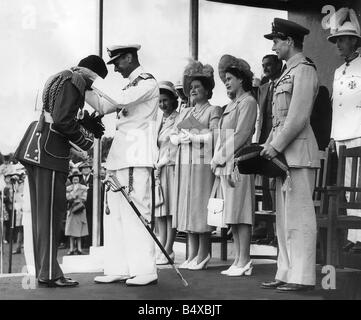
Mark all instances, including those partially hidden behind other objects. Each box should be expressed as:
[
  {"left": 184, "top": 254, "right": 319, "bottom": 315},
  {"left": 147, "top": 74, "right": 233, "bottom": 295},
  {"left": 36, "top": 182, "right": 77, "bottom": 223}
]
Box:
[
  {"left": 154, "top": 178, "right": 164, "bottom": 208},
  {"left": 70, "top": 201, "right": 85, "bottom": 215},
  {"left": 207, "top": 177, "right": 226, "bottom": 228}
]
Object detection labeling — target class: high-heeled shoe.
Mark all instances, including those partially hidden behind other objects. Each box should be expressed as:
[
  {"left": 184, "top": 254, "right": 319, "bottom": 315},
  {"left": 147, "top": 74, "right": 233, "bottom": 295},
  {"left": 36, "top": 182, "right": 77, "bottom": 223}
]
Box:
[
  {"left": 220, "top": 265, "right": 237, "bottom": 275},
  {"left": 178, "top": 256, "right": 197, "bottom": 269},
  {"left": 226, "top": 260, "right": 253, "bottom": 277},
  {"left": 156, "top": 252, "right": 175, "bottom": 265},
  {"left": 188, "top": 254, "right": 211, "bottom": 270}
]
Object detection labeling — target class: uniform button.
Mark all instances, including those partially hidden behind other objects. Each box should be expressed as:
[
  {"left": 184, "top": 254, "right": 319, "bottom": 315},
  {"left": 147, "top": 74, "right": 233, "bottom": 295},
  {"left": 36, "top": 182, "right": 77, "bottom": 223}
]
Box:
[
  {"left": 339, "top": 104, "right": 342, "bottom": 107},
  {"left": 339, "top": 92, "right": 342, "bottom": 95},
  {"left": 26, "top": 154, "right": 30, "bottom": 157},
  {"left": 35, "top": 149, "right": 38, "bottom": 153},
  {"left": 36, "top": 133, "right": 40, "bottom": 136},
  {"left": 34, "top": 157, "right": 38, "bottom": 160}
]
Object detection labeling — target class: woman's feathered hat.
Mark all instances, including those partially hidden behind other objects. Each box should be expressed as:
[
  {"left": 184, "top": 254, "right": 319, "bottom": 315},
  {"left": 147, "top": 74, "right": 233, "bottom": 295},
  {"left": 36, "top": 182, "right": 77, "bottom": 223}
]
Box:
[
  {"left": 68, "top": 169, "right": 82, "bottom": 181},
  {"left": 326, "top": 7, "right": 361, "bottom": 43},
  {"left": 218, "top": 54, "right": 253, "bottom": 83},
  {"left": 182, "top": 60, "right": 215, "bottom": 97}
]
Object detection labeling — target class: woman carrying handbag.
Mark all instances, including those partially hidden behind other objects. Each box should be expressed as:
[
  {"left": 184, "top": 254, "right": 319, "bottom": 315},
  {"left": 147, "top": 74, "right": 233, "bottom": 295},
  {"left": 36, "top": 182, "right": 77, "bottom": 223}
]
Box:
[
  {"left": 65, "top": 169, "right": 88, "bottom": 255},
  {"left": 211, "top": 55, "right": 257, "bottom": 277}
]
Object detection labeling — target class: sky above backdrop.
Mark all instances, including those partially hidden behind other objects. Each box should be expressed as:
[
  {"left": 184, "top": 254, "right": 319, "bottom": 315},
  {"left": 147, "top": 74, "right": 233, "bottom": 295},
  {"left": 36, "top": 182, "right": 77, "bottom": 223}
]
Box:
[{"left": 0, "top": 0, "right": 286, "bottom": 154}]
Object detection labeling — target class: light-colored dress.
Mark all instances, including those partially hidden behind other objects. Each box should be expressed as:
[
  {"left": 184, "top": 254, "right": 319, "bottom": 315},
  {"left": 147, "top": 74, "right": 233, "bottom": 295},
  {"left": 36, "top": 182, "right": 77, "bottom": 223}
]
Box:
[
  {"left": 65, "top": 183, "right": 88, "bottom": 237},
  {"left": 213, "top": 92, "right": 257, "bottom": 225},
  {"left": 172, "top": 102, "right": 223, "bottom": 233},
  {"left": 155, "top": 110, "right": 179, "bottom": 217}
]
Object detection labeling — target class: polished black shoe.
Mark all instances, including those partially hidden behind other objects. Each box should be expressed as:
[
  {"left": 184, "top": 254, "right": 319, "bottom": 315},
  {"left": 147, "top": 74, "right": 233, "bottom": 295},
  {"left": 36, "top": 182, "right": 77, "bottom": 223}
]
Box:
[
  {"left": 38, "top": 277, "right": 79, "bottom": 288},
  {"left": 260, "top": 279, "right": 286, "bottom": 289},
  {"left": 276, "top": 283, "right": 314, "bottom": 292}
]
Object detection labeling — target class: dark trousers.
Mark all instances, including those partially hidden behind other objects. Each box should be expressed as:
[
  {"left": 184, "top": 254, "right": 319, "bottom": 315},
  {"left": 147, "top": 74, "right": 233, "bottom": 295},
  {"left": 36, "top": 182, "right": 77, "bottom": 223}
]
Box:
[{"left": 25, "top": 164, "right": 66, "bottom": 281}]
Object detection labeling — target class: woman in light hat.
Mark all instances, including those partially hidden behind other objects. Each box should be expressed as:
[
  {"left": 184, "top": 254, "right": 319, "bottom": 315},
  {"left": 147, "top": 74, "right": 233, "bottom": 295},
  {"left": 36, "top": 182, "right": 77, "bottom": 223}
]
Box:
[
  {"left": 65, "top": 169, "right": 88, "bottom": 255},
  {"left": 170, "top": 60, "right": 223, "bottom": 270},
  {"left": 211, "top": 55, "right": 257, "bottom": 276},
  {"left": 154, "top": 81, "right": 179, "bottom": 265}
]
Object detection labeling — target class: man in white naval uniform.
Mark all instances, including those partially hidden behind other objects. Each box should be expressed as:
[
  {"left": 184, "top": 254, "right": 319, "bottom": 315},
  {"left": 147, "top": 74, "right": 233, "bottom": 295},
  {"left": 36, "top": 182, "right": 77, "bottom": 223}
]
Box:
[
  {"left": 85, "top": 44, "right": 159, "bottom": 286},
  {"left": 327, "top": 8, "right": 361, "bottom": 252}
]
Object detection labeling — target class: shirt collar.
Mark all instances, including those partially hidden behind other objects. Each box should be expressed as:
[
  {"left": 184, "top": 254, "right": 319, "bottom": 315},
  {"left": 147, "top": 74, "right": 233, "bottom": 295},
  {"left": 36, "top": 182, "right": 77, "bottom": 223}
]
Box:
[
  {"left": 285, "top": 52, "right": 305, "bottom": 69},
  {"left": 128, "top": 66, "right": 144, "bottom": 82}
]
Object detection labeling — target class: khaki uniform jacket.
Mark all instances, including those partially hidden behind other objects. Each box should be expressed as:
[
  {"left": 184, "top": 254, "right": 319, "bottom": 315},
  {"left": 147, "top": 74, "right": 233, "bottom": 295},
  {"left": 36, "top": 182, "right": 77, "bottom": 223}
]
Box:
[{"left": 266, "top": 53, "right": 320, "bottom": 168}]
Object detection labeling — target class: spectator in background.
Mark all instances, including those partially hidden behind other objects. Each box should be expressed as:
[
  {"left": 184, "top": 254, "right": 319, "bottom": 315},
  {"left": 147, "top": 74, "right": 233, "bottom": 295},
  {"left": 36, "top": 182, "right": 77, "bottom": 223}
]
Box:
[
  {"left": 65, "top": 169, "right": 88, "bottom": 255},
  {"left": 79, "top": 161, "right": 93, "bottom": 248},
  {"left": 254, "top": 55, "right": 283, "bottom": 244},
  {"left": 154, "top": 81, "right": 179, "bottom": 265},
  {"left": 327, "top": 7, "right": 361, "bottom": 252},
  {"left": 174, "top": 79, "right": 189, "bottom": 112}
]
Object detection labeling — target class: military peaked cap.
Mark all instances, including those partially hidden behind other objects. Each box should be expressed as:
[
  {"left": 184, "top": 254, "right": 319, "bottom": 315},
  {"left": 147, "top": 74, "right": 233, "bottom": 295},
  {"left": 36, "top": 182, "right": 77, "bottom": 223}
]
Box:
[{"left": 264, "top": 18, "right": 310, "bottom": 41}]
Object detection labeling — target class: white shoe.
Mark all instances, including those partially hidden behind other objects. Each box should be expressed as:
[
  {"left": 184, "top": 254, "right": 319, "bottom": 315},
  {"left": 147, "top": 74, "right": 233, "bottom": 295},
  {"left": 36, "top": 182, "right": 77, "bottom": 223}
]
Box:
[
  {"left": 156, "top": 252, "right": 175, "bottom": 265},
  {"left": 188, "top": 254, "right": 211, "bottom": 270},
  {"left": 220, "top": 265, "right": 237, "bottom": 275},
  {"left": 125, "top": 274, "right": 158, "bottom": 286},
  {"left": 94, "top": 275, "right": 131, "bottom": 283},
  {"left": 178, "top": 256, "right": 197, "bottom": 269},
  {"left": 226, "top": 260, "right": 253, "bottom": 277}
]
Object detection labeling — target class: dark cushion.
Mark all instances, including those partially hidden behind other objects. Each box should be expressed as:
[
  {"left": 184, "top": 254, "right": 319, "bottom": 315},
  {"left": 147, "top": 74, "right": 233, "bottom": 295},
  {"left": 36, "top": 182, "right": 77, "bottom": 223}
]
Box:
[{"left": 234, "top": 143, "right": 289, "bottom": 178}]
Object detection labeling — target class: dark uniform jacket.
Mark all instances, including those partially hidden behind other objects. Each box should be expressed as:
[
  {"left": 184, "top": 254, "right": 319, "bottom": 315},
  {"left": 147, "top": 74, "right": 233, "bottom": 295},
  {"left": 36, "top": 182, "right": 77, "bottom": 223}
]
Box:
[{"left": 15, "top": 70, "right": 93, "bottom": 173}]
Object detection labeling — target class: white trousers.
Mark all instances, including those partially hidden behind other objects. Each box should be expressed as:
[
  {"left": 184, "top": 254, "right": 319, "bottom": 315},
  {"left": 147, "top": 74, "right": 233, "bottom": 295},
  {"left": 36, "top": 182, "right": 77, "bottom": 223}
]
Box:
[
  {"left": 22, "top": 176, "right": 36, "bottom": 275},
  {"left": 336, "top": 138, "right": 361, "bottom": 243},
  {"left": 275, "top": 168, "right": 317, "bottom": 285},
  {"left": 103, "top": 167, "right": 156, "bottom": 277}
]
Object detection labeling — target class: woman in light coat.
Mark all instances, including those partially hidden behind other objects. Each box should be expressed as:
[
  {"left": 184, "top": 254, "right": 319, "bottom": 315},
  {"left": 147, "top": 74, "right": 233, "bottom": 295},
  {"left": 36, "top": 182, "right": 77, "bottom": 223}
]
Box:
[
  {"left": 171, "top": 60, "right": 223, "bottom": 270},
  {"left": 211, "top": 55, "right": 257, "bottom": 276},
  {"left": 65, "top": 169, "right": 88, "bottom": 255},
  {"left": 155, "top": 81, "right": 179, "bottom": 265}
]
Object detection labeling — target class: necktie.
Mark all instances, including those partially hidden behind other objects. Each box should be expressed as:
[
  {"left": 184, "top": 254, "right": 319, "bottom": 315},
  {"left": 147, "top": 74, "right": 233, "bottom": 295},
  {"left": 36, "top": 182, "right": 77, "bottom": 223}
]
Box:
[{"left": 281, "top": 64, "right": 287, "bottom": 74}]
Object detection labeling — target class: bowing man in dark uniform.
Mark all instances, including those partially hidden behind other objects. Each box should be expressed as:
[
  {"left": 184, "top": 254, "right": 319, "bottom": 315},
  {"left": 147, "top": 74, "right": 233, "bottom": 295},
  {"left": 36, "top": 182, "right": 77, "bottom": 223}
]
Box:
[{"left": 14, "top": 55, "right": 108, "bottom": 287}]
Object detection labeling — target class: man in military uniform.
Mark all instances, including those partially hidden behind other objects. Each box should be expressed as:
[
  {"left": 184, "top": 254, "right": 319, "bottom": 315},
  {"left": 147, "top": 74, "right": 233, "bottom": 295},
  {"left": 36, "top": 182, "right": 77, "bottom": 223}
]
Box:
[
  {"left": 260, "top": 18, "right": 320, "bottom": 292},
  {"left": 327, "top": 8, "right": 361, "bottom": 253},
  {"left": 86, "top": 44, "right": 159, "bottom": 286},
  {"left": 15, "top": 55, "right": 108, "bottom": 287}
]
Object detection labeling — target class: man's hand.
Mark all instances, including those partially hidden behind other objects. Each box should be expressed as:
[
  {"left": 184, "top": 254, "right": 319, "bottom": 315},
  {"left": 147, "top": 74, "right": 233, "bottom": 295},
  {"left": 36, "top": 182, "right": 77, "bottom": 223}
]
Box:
[
  {"left": 70, "top": 148, "right": 88, "bottom": 160},
  {"left": 260, "top": 143, "right": 278, "bottom": 160}
]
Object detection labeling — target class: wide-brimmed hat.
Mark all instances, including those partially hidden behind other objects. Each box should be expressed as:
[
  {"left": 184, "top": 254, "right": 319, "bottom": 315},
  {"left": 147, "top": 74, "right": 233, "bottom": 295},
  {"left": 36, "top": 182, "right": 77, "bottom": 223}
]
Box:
[
  {"left": 106, "top": 44, "right": 141, "bottom": 65},
  {"left": 218, "top": 54, "right": 253, "bottom": 83},
  {"left": 158, "top": 81, "right": 178, "bottom": 99},
  {"left": 79, "top": 161, "right": 92, "bottom": 170},
  {"left": 3, "top": 165, "right": 20, "bottom": 177},
  {"left": 234, "top": 143, "right": 289, "bottom": 179},
  {"left": 68, "top": 169, "right": 82, "bottom": 180},
  {"left": 182, "top": 60, "right": 215, "bottom": 97},
  {"left": 327, "top": 8, "right": 361, "bottom": 43}
]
